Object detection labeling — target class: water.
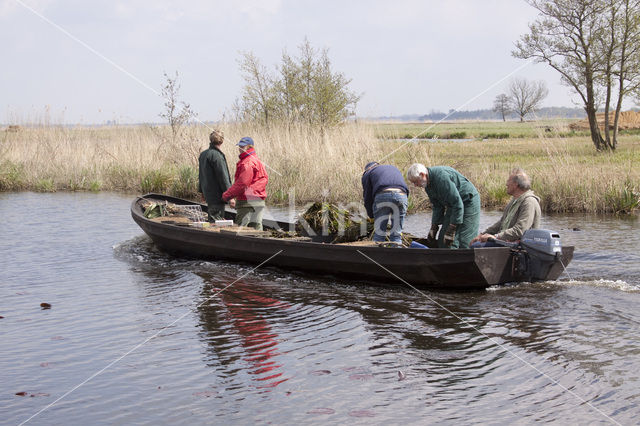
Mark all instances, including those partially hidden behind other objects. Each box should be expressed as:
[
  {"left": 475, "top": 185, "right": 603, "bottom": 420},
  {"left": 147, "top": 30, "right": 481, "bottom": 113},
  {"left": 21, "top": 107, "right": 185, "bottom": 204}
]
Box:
[{"left": 1, "top": 192, "right": 639, "bottom": 424}]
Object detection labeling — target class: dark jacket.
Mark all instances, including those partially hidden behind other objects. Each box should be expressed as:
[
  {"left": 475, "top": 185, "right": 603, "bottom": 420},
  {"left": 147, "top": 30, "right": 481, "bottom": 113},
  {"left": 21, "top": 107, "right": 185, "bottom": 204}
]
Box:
[
  {"left": 362, "top": 164, "right": 409, "bottom": 218},
  {"left": 198, "top": 145, "right": 232, "bottom": 206},
  {"left": 222, "top": 147, "right": 268, "bottom": 201}
]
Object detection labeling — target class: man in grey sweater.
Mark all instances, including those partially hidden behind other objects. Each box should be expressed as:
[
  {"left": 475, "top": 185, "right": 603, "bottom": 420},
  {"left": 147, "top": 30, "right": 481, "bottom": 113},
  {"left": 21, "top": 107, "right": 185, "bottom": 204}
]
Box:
[{"left": 470, "top": 168, "right": 541, "bottom": 247}]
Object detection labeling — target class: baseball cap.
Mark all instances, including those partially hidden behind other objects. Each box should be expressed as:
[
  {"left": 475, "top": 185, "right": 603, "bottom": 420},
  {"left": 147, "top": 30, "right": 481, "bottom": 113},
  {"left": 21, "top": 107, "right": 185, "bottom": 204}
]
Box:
[{"left": 236, "top": 137, "right": 254, "bottom": 147}]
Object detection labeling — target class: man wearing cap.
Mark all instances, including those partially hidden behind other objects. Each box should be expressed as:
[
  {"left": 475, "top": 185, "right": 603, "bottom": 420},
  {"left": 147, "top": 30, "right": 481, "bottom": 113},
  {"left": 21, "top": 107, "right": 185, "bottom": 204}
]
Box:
[
  {"left": 406, "top": 163, "right": 480, "bottom": 249},
  {"left": 198, "top": 129, "right": 233, "bottom": 221},
  {"left": 362, "top": 162, "right": 409, "bottom": 245},
  {"left": 222, "top": 137, "right": 269, "bottom": 230}
]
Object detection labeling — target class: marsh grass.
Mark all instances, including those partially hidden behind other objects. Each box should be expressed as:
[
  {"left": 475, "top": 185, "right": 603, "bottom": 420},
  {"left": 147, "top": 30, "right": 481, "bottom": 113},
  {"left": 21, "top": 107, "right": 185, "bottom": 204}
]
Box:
[{"left": 1, "top": 120, "right": 639, "bottom": 214}]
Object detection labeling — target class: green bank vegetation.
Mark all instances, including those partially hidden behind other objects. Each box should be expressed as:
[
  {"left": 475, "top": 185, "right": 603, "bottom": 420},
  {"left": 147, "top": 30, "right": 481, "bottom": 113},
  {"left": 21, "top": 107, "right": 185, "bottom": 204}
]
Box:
[
  {"left": 373, "top": 119, "right": 589, "bottom": 140},
  {"left": 1, "top": 121, "right": 639, "bottom": 214}
]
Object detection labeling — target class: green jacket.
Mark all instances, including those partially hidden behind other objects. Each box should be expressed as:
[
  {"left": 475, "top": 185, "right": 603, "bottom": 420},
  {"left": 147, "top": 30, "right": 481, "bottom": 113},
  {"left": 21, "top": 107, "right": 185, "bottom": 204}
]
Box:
[
  {"left": 425, "top": 166, "right": 479, "bottom": 225},
  {"left": 484, "top": 190, "right": 541, "bottom": 241},
  {"left": 425, "top": 166, "right": 481, "bottom": 249},
  {"left": 198, "top": 145, "right": 232, "bottom": 206}
]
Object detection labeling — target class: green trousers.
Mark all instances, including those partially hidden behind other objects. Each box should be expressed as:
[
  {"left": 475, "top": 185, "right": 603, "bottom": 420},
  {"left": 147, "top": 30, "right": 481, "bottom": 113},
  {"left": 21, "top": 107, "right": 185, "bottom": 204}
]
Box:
[
  {"left": 437, "top": 196, "right": 481, "bottom": 249},
  {"left": 235, "top": 199, "right": 266, "bottom": 230}
]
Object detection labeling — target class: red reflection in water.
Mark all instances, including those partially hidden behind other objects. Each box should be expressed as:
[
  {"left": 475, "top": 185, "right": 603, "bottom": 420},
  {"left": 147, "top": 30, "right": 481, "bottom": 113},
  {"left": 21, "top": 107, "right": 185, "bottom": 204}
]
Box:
[{"left": 218, "top": 283, "right": 290, "bottom": 389}]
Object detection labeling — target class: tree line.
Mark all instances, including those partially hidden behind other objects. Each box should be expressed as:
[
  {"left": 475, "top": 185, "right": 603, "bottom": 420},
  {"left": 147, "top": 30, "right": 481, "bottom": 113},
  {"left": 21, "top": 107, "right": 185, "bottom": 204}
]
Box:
[{"left": 413, "top": 106, "right": 586, "bottom": 122}]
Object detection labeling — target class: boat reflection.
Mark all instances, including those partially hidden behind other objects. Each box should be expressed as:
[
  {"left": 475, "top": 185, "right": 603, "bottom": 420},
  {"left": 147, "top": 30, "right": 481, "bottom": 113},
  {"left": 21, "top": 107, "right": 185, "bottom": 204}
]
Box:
[{"left": 197, "top": 278, "right": 290, "bottom": 389}]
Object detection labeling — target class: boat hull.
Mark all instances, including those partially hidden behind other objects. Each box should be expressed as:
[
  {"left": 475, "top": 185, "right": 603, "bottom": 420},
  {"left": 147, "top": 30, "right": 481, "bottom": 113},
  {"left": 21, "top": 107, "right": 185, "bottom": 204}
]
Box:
[{"left": 131, "top": 194, "right": 574, "bottom": 290}]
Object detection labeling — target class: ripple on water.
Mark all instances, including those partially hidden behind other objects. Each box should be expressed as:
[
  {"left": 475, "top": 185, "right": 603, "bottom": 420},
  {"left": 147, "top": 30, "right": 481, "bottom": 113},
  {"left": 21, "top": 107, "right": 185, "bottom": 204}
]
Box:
[{"left": 2, "top": 193, "right": 640, "bottom": 424}]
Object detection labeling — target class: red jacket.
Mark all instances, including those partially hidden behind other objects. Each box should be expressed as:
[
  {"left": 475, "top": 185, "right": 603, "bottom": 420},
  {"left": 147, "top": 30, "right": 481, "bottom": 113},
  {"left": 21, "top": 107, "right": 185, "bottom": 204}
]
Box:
[{"left": 222, "top": 147, "right": 268, "bottom": 201}]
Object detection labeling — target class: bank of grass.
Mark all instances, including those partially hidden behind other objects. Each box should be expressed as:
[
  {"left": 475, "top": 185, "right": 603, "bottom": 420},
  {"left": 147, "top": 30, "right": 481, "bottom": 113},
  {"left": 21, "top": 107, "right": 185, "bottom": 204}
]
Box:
[
  {"left": 374, "top": 119, "right": 588, "bottom": 140},
  {"left": 1, "top": 121, "right": 638, "bottom": 214}
]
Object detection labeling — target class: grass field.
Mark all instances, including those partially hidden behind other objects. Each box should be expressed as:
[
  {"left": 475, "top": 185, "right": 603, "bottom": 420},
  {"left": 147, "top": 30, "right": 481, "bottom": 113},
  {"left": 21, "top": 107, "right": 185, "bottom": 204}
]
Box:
[
  {"left": 1, "top": 120, "right": 639, "bottom": 214},
  {"left": 372, "top": 119, "right": 589, "bottom": 140}
]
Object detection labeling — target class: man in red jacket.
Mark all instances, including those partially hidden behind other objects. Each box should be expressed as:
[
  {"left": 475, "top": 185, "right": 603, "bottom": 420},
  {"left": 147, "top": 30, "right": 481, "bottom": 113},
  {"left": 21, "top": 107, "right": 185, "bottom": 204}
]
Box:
[{"left": 222, "top": 137, "right": 269, "bottom": 230}]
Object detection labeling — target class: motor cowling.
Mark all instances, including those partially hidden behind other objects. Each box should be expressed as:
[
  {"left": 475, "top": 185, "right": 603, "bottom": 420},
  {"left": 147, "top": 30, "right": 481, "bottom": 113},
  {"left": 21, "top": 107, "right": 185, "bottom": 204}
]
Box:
[
  {"left": 520, "top": 229, "right": 562, "bottom": 256},
  {"left": 516, "top": 229, "right": 563, "bottom": 281}
]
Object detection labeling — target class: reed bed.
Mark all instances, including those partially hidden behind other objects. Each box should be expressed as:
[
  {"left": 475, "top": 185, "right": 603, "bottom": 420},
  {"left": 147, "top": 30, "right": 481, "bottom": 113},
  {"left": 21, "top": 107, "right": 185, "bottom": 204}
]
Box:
[{"left": 1, "top": 121, "right": 638, "bottom": 214}]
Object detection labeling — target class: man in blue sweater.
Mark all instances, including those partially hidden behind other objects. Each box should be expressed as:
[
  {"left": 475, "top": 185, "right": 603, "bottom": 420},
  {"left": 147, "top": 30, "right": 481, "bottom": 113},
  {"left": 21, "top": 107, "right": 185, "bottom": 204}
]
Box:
[{"left": 362, "top": 162, "right": 409, "bottom": 245}]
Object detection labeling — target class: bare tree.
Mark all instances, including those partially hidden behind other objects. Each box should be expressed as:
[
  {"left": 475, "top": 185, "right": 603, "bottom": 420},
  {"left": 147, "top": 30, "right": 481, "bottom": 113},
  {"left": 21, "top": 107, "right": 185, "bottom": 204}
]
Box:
[
  {"left": 508, "top": 78, "right": 548, "bottom": 122},
  {"left": 159, "top": 71, "right": 196, "bottom": 144},
  {"left": 606, "top": 0, "right": 640, "bottom": 150},
  {"left": 492, "top": 94, "right": 512, "bottom": 121},
  {"left": 513, "top": 0, "right": 608, "bottom": 149}
]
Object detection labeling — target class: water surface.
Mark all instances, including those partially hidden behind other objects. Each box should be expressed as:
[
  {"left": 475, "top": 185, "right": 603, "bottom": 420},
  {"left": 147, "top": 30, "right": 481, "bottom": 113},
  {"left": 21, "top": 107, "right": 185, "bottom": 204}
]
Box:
[{"left": 1, "top": 192, "right": 639, "bottom": 424}]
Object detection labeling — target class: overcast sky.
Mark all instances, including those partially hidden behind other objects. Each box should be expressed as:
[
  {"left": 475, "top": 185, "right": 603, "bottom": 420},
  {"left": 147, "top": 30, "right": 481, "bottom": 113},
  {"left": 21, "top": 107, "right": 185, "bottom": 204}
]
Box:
[{"left": 1, "top": 0, "right": 584, "bottom": 124}]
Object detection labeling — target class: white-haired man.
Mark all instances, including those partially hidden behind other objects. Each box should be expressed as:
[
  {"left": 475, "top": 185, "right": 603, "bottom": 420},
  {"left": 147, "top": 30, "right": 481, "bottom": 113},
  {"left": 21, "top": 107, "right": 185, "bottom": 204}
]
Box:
[{"left": 406, "top": 163, "right": 480, "bottom": 249}]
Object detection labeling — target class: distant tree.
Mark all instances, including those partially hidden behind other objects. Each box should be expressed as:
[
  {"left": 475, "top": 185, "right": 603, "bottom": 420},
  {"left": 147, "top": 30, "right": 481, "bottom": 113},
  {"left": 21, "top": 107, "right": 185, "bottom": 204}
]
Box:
[
  {"left": 508, "top": 78, "right": 548, "bottom": 122},
  {"left": 492, "top": 94, "right": 512, "bottom": 121},
  {"left": 159, "top": 71, "right": 196, "bottom": 144},
  {"left": 238, "top": 52, "right": 277, "bottom": 126},
  {"left": 311, "top": 47, "right": 360, "bottom": 131},
  {"left": 237, "top": 38, "right": 360, "bottom": 132},
  {"left": 275, "top": 50, "right": 305, "bottom": 126}
]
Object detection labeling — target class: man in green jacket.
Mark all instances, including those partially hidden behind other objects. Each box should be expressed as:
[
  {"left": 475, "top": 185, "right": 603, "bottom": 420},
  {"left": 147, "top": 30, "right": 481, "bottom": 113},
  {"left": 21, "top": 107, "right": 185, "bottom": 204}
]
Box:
[
  {"left": 198, "top": 130, "right": 233, "bottom": 221},
  {"left": 407, "top": 163, "right": 480, "bottom": 249},
  {"left": 470, "top": 168, "right": 541, "bottom": 247}
]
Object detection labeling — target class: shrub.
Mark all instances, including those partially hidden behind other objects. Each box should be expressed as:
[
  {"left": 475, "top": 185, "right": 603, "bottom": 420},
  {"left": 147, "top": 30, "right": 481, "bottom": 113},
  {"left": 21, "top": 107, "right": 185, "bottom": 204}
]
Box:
[
  {"left": 35, "top": 178, "right": 56, "bottom": 192},
  {"left": 484, "top": 184, "right": 509, "bottom": 206},
  {"left": 105, "top": 166, "right": 139, "bottom": 191},
  {"left": 0, "top": 161, "right": 25, "bottom": 190},
  {"left": 170, "top": 165, "right": 198, "bottom": 198},
  {"left": 269, "top": 188, "right": 288, "bottom": 204},
  {"left": 480, "top": 133, "right": 510, "bottom": 139},
  {"left": 447, "top": 131, "right": 467, "bottom": 139},
  {"left": 140, "top": 170, "right": 173, "bottom": 193},
  {"left": 605, "top": 182, "right": 640, "bottom": 214}
]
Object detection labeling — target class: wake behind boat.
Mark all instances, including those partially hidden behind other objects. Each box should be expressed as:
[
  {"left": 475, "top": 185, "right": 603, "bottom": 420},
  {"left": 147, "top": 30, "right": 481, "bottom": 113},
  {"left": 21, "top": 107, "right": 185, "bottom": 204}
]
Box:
[{"left": 131, "top": 194, "right": 574, "bottom": 290}]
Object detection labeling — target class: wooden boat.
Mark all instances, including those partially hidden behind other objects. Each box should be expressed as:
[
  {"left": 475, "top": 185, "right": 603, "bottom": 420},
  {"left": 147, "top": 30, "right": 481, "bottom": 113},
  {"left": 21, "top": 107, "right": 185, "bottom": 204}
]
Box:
[{"left": 131, "top": 194, "right": 574, "bottom": 290}]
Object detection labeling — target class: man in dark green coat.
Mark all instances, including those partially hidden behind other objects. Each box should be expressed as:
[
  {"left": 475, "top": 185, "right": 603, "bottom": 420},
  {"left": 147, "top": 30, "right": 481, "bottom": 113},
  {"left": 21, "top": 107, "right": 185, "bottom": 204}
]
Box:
[
  {"left": 198, "top": 130, "right": 232, "bottom": 221},
  {"left": 406, "top": 163, "right": 480, "bottom": 249}
]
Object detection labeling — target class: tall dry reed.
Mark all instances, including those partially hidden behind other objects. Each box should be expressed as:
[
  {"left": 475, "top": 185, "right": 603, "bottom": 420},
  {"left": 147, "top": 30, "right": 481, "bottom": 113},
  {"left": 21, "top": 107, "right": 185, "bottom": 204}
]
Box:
[{"left": 1, "top": 121, "right": 638, "bottom": 214}]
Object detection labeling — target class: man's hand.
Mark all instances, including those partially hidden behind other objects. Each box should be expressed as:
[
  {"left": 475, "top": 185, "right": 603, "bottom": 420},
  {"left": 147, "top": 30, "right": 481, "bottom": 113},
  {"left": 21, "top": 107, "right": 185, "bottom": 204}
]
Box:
[
  {"left": 443, "top": 224, "right": 457, "bottom": 248},
  {"left": 229, "top": 199, "right": 236, "bottom": 208},
  {"left": 426, "top": 223, "right": 439, "bottom": 246}
]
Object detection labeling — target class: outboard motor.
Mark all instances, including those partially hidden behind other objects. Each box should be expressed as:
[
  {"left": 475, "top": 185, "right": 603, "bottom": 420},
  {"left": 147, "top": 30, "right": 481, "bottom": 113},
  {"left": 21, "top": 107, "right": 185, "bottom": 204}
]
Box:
[{"left": 517, "top": 229, "right": 563, "bottom": 281}]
